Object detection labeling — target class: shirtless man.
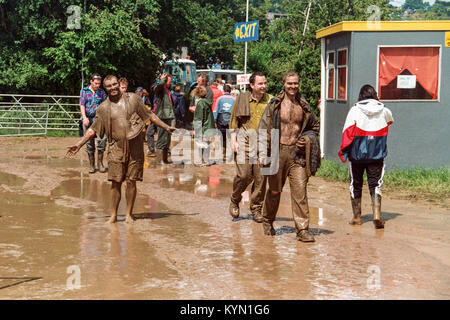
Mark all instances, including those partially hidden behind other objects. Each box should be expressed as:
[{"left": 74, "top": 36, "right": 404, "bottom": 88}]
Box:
[
  {"left": 67, "top": 75, "right": 175, "bottom": 224},
  {"left": 258, "top": 72, "right": 320, "bottom": 242}
]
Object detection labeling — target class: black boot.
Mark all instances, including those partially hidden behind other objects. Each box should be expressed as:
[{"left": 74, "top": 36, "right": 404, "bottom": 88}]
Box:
[
  {"left": 372, "top": 193, "right": 385, "bottom": 229},
  {"left": 98, "top": 152, "right": 106, "bottom": 173},
  {"left": 88, "top": 153, "right": 96, "bottom": 174},
  {"left": 349, "top": 197, "right": 362, "bottom": 225},
  {"left": 161, "top": 149, "right": 172, "bottom": 164}
]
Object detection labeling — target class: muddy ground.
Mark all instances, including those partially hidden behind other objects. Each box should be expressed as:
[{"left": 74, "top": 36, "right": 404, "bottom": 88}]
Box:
[{"left": 0, "top": 136, "right": 448, "bottom": 299}]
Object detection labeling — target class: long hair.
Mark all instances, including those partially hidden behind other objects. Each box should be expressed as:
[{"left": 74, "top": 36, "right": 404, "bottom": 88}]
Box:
[{"left": 358, "top": 84, "right": 378, "bottom": 101}]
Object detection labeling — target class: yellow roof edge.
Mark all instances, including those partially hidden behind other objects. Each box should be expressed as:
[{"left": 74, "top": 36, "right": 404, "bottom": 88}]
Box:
[{"left": 316, "top": 20, "right": 450, "bottom": 39}]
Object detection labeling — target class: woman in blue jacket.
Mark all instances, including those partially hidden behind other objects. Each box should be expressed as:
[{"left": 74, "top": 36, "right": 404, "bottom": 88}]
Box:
[{"left": 339, "top": 85, "right": 394, "bottom": 229}]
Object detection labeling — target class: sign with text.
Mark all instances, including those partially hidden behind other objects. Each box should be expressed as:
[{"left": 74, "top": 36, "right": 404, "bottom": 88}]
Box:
[
  {"left": 237, "top": 74, "right": 251, "bottom": 85},
  {"left": 234, "top": 21, "right": 259, "bottom": 43},
  {"left": 397, "top": 75, "right": 416, "bottom": 89},
  {"left": 446, "top": 32, "right": 450, "bottom": 47}
]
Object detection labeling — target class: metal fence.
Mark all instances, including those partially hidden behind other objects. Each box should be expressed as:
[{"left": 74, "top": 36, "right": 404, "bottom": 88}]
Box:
[{"left": 0, "top": 94, "right": 80, "bottom": 136}]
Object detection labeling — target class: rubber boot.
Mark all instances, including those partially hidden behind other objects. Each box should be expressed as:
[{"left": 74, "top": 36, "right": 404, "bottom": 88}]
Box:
[
  {"left": 88, "top": 153, "right": 96, "bottom": 174},
  {"left": 372, "top": 193, "right": 385, "bottom": 229},
  {"left": 349, "top": 197, "right": 362, "bottom": 225},
  {"left": 98, "top": 152, "right": 106, "bottom": 173},
  {"left": 161, "top": 149, "right": 172, "bottom": 164}
]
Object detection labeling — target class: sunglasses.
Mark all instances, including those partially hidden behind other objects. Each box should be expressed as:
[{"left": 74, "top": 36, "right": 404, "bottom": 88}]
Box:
[{"left": 91, "top": 75, "right": 102, "bottom": 80}]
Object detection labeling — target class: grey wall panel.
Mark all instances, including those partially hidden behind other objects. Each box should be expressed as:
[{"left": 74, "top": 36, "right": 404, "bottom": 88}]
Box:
[{"left": 324, "top": 31, "right": 450, "bottom": 170}]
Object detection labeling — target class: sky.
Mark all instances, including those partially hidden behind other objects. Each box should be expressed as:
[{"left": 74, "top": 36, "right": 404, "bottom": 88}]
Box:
[{"left": 390, "top": 0, "right": 449, "bottom": 7}]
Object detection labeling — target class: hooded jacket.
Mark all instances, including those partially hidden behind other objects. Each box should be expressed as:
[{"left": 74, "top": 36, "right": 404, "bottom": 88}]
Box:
[{"left": 339, "top": 99, "right": 394, "bottom": 163}]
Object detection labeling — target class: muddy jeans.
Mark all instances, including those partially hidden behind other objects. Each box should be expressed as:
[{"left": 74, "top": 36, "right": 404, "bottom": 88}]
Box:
[
  {"left": 83, "top": 118, "right": 106, "bottom": 155},
  {"left": 263, "top": 144, "right": 310, "bottom": 232},
  {"left": 231, "top": 151, "right": 267, "bottom": 214}
]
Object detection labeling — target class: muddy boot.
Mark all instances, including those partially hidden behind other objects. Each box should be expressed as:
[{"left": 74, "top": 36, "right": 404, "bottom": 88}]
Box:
[
  {"left": 372, "top": 193, "right": 385, "bottom": 229},
  {"left": 252, "top": 211, "right": 264, "bottom": 223},
  {"left": 296, "top": 229, "right": 315, "bottom": 242},
  {"left": 229, "top": 201, "right": 240, "bottom": 219},
  {"left": 88, "top": 153, "right": 96, "bottom": 174},
  {"left": 349, "top": 197, "right": 362, "bottom": 225},
  {"left": 263, "top": 221, "right": 276, "bottom": 236},
  {"left": 161, "top": 149, "right": 172, "bottom": 164},
  {"left": 98, "top": 152, "right": 106, "bottom": 173}
]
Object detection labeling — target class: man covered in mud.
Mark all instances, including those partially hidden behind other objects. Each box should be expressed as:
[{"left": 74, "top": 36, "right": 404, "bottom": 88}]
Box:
[
  {"left": 258, "top": 72, "right": 320, "bottom": 242},
  {"left": 228, "top": 72, "right": 272, "bottom": 222},
  {"left": 67, "top": 75, "right": 175, "bottom": 223}
]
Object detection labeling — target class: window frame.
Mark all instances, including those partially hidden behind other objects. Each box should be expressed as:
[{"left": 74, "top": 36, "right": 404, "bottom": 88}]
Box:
[
  {"left": 326, "top": 50, "right": 336, "bottom": 101},
  {"left": 336, "top": 47, "right": 348, "bottom": 102},
  {"left": 376, "top": 45, "right": 442, "bottom": 102}
]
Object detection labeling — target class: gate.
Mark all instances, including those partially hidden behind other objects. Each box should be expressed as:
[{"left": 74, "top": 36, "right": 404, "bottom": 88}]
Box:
[{"left": 0, "top": 94, "right": 80, "bottom": 136}]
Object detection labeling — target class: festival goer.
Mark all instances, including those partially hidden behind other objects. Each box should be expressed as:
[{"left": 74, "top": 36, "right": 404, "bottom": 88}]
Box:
[
  {"left": 79, "top": 73, "right": 107, "bottom": 173},
  {"left": 258, "top": 72, "right": 320, "bottom": 242},
  {"left": 154, "top": 73, "right": 175, "bottom": 164},
  {"left": 228, "top": 72, "right": 272, "bottom": 222},
  {"left": 67, "top": 75, "right": 175, "bottom": 224},
  {"left": 339, "top": 84, "right": 394, "bottom": 229},
  {"left": 118, "top": 77, "right": 128, "bottom": 93},
  {"left": 192, "top": 86, "right": 216, "bottom": 166},
  {"left": 213, "top": 84, "right": 235, "bottom": 150}
]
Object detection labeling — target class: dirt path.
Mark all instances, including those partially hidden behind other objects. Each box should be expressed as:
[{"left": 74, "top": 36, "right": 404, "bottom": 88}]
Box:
[{"left": 0, "top": 137, "right": 448, "bottom": 299}]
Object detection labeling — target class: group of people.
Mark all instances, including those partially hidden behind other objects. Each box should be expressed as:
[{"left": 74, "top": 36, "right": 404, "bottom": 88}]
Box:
[{"left": 68, "top": 70, "right": 394, "bottom": 241}]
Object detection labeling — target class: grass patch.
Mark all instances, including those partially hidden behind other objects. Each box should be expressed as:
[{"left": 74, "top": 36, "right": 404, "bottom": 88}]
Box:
[{"left": 316, "top": 159, "right": 450, "bottom": 201}]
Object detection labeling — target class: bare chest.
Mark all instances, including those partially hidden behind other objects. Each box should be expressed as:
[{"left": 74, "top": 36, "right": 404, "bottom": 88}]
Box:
[{"left": 280, "top": 99, "right": 303, "bottom": 125}]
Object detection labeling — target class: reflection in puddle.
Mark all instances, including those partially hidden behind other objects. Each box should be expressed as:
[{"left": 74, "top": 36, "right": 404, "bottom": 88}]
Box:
[{"left": 0, "top": 171, "right": 26, "bottom": 187}]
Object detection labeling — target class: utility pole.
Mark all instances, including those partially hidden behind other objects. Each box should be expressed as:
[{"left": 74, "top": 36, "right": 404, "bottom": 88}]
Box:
[
  {"left": 298, "top": 1, "right": 312, "bottom": 56},
  {"left": 244, "top": 0, "right": 249, "bottom": 92}
]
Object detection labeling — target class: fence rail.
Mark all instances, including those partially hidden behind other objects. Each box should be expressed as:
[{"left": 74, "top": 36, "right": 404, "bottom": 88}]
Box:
[{"left": 0, "top": 94, "right": 81, "bottom": 136}]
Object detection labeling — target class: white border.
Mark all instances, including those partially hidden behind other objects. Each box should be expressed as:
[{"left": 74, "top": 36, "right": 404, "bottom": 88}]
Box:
[
  {"left": 376, "top": 45, "right": 441, "bottom": 102},
  {"left": 337, "top": 48, "right": 348, "bottom": 101}
]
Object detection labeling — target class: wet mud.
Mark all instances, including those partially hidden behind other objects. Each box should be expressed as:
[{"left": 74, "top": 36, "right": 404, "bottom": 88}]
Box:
[{"left": 0, "top": 137, "right": 449, "bottom": 299}]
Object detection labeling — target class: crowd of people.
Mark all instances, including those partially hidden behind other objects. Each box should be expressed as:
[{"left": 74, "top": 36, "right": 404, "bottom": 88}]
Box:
[{"left": 67, "top": 70, "right": 394, "bottom": 241}]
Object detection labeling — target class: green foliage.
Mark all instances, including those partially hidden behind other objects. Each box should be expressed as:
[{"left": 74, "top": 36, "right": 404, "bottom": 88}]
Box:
[{"left": 0, "top": 0, "right": 447, "bottom": 97}]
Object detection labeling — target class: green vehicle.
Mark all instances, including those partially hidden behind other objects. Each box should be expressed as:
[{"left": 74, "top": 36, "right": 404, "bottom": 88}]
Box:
[{"left": 162, "top": 58, "right": 197, "bottom": 93}]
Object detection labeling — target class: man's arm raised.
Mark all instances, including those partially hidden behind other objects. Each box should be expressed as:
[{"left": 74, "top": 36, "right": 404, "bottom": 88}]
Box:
[{"left": 66, "top": 128, "right": 97, "bottom": 157}]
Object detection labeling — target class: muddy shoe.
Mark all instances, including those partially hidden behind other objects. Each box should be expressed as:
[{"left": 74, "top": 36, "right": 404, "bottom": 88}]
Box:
[
  {"left": 229, "top": 202, "right": 240, "bottom": 219},
  {"left": 297, "top": 229, "right": 315, "bottom": 242},
  {"left": 349, "top": 197, "right": 362, "bottom": 225},
  {"left": 263, "top": 222, "right": 276, "bottom": 236},
  {"left": 372, "top": 194, "right": 385, "bottom": 229},
  {"left": 88, "top": 153, "right": 96, "bottom": 174},
  {"left": 252, "top": 211, "right": 264, "bottom": 223},
  {"left": 146, "top": 151, "right": 156, "bottom": 158}
]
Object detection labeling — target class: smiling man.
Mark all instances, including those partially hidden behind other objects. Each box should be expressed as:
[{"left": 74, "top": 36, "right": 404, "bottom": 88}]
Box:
[
  {"left": 258, "top": 72, "right": 320, "bottom": 242},
  {"left": 67, "top": 75, "right": 175, "bottom": 224}
]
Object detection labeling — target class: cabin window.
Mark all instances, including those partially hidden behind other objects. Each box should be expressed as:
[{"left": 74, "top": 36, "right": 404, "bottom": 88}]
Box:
[
  {"left": 326, "top": 51, "right": 335, "bottom": 100},
  {"left": 378, "top": 46, "right": 440, "bottom": 100},
  {"left": 337, "top": 48, "right": 347, "bottom": 101}
]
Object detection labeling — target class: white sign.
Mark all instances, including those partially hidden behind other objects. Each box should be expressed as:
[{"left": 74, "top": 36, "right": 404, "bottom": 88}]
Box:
[
  {"left": 237, "top": 74, "right": 251, "bottom": 85},
  {"left": 397, "top": 75, "right": 416, "bottom": 89}
]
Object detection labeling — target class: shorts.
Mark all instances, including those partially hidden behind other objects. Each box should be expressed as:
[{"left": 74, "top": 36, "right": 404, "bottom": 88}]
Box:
[{"left": 108, "top": 159, "right": 143, "bottom": 183}]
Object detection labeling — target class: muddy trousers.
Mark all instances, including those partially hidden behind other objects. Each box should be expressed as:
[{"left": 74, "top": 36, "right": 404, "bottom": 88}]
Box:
[
  {"left": 146, "top": 123, "right": 155, "bottom": 153},
  {"left": 156, "top": 118, "right": 173, "bottom": 150},
  {"left": 263, "top": 144, "right": 310, "bottom": 232},
  {"left": 349, "top": 160, "right": 385, "bottom": 199},
  {"left": 83, "top": 119, "right": 106, "bottom": 155},
  {"left": 231, "top": 156, "right": 267, "bottom": 214}
]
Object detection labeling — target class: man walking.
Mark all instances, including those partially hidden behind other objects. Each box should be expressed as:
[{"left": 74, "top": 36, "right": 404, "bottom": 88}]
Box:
[
  {"left": 79, "top": 73, "right": 107, "bottom": 173},
  {"left": 258, "top": 72, "right": 320, "bottom": 242},
  {"left": 213, "top": 84, "right": 235, "bottom": 150},
  {"left": 228, "top": 72, "right": 272, "bottom": 222},
  {"left": 67, "top": 75, "right": 175, "bottom": 224},
  {"left": 154, "top": 73, "right": 175, "bottom": 164}
]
